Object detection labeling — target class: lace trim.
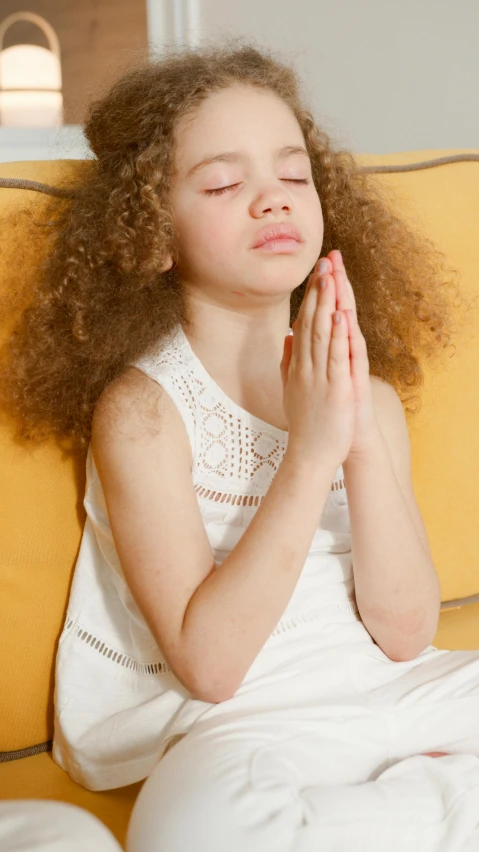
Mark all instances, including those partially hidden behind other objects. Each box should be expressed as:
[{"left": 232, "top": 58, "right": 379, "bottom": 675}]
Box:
[
  {"left": 63, "top": 598, "right": 359, "bottom": 676},
  {"left": 136, "top": 328, "right": 346, "bottom": 497},
  {"left": 63, "top": 616, "right": 173, "bottom": 675},
  {"left": 270, "top": 598, "right": 359, "bottom": 635},
  {"left": 194, "top": 476, "right": 346, "bottom": 508}
]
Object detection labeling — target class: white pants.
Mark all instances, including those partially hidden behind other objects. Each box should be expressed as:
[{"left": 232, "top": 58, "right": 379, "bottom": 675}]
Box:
[
  {"left": 0, "top": 800, "right": 123, "bottom": 851},
  {"left": 126, "top": 637, "right": 479, "bottom": 852}
]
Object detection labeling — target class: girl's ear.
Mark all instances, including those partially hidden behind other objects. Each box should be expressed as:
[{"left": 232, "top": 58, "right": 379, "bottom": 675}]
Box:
[{"left": 159, "top": 255, "right": 174, "bottom": 273}]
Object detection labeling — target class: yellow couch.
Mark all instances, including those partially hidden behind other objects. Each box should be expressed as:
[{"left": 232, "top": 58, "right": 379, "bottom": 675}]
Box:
[{"left": 1, "top": 150, "right": 478, "bottom": 849}]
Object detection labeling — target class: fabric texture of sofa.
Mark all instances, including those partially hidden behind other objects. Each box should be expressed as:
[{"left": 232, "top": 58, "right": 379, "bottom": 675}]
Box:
[{"left": 1, "top": 149, "right": 478, "bottom": 849}]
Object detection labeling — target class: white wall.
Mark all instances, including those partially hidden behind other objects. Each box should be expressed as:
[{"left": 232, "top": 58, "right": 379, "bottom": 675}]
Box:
[
  {"left": 190, "top": 0, "right": 479, "bottom": 154},
  {"left": 1, "top": 0, "right": 477, "bottom": 164}
]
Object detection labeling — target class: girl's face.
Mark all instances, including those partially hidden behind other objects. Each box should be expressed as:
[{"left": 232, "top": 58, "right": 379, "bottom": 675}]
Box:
[{"left": 169, "top": 85, "right": 324, "bottom": 304}]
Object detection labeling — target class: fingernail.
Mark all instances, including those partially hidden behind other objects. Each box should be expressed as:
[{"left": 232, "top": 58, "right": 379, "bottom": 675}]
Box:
[{"left": 318, "top": 259, "right": 328, "bottom": 274}]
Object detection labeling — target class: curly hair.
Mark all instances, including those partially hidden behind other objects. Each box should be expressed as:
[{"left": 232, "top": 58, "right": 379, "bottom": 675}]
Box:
[{"left": 1, "top": 37, "right": 477, "bottom": 454}]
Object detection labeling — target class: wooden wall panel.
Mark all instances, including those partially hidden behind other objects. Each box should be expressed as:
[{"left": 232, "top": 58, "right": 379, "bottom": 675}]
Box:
[{"left": 0, "top": 1, "right": 149, "bottom": 124}]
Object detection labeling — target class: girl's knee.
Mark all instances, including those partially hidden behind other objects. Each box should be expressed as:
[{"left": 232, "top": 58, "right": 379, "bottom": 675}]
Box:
[
  {"left": 126, "top": 739, "right": 239, "bottom": 851},
  {"left": 125, "top": 732, "right": 302, "bottom": 852}
]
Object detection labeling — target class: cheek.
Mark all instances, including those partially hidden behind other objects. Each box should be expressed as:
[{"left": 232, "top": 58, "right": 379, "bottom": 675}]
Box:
[
  {"left": 308, "top": 199, "right": 324, "bottom": 253},
  {"left": 174, "top": 200, "right": 223, "bottom": 254},
  {"left": 174, "top": 218, "right": 234, "bottom": 274},
  {"left": 192, "top": 211, "right": 237, "bottom": 265},
  {"left": 311, "top": 194, "right": 324, "bottom": 230}
]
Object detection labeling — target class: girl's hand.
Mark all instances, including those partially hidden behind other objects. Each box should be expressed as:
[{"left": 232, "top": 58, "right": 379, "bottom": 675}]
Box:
[
  {"left": 282, "top": 258, "right": 356, "bottom": 470},
  {"left": 315, "top": 250, "right": 382, "bottom": 461}
]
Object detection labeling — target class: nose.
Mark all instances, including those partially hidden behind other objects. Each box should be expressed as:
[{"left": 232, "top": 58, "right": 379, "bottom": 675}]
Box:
[{"left": 250, "top": 183, "right": 292, "bottom": 218}]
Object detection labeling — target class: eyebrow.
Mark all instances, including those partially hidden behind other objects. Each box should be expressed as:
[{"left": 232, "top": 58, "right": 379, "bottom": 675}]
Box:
[{"left": 185, "top": 145, "right": 310, "bottom": 179}]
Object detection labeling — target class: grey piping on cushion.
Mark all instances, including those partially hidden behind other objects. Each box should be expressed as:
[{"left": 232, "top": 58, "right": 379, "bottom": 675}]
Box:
[
  {"left": 0, "top": 153, "right": 478, "bottom": 197},
  {"left": 0, "top": 178, "right": 77, "bottom": 197},
  {"left": 440, "top": 594, "right": 479, "bottom": 611},
  {"left": 0, "top": 740, "right": 52, "bottom": 763},
  {"left": 359, "top": 152, "right": 479, "bottom": 173}
]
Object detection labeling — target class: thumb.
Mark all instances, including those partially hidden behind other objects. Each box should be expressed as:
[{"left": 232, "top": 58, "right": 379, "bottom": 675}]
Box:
[{"left": 280, "top": 331, "right": 294, "bottom": 389}]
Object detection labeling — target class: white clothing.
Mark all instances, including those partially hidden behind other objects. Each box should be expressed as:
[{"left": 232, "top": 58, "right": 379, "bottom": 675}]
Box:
[
  {"left": 126, "top": 642, "right": 479, "bottom": 851},
  {"left": 52, "top": 323, "right": 357, "bottom": 791},
  {"left": 52, "top": 323, "right": 479, "bottom": 850},
  {"left": 0, "top": 800, "right": 122, "bottom": 851}
]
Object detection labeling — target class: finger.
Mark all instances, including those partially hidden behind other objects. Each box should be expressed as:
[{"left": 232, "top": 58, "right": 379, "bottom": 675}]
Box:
[
  {"left": 292, "top": 268, "right": 323, "bottom": 369},
  {"left": 311, "top": 273, "right": 342, "bottom": 373},
  {"left": 293, "top": 265, "right": 319, "bottom": 331},
  {"left": 338, "top": 256, "right": 358, "bottom": 316},
  {"left": 330, "top": 251, "right": 357, "bottom": 317},
  {"left": 280, "top": 332, "right": 294, "bottom": 388},
  {"left": 343, "top": 271, "right": 358, "bottom": 317},
  {"left": 318, "top": 256, "right": 332, "bottom": 276},
  {"left": 328, "top": 251, "right": 345, "bottom": 313},
  {"left": 345, "top": 308, "right": 368, "bottom": 381},
  {"left": 327, "top": 309, "right": 350, "bottom": 385}
]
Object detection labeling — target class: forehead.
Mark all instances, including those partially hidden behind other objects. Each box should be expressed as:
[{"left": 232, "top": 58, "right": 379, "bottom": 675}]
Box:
[{"left": 173, "top": 86, "right": 304, "bottom": 172}]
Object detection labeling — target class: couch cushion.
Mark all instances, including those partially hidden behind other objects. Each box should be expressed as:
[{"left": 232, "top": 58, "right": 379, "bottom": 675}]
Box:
[
  {"left": 358, "top": 149, "right": 479, "bottom": 612},
  {"left": 0, "top": 151, "right": 478, "bottom": 758},
  {"left": 0, "top": 161, "right": 92, "bottom": 755},
  {"left": 0, "top": 750, "right": 143, "bottom": 849}
]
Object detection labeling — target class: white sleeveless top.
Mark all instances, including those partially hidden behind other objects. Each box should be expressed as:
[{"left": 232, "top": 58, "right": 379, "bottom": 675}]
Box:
[{"left": 52, "top": 324, "right": 359, "bottom": 791}]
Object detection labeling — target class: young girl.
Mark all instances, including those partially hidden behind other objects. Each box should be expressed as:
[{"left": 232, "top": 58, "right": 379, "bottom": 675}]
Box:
[{"left": 2, "top": 38, "right": 479, "bottom": 852}]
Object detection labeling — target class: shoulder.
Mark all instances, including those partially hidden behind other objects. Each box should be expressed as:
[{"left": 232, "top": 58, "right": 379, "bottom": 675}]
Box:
[
  {"left": 92, "top": 368, "right": 162, "bottom": 439},
  {"left": 370, "top": 374, "right": 402, "bottom": 416},
  {"left": 91, "top": 366, "right": 189, "bottom": 455},
  {"left": 369, "top": 375, "right": 409, "bottom": 448}
]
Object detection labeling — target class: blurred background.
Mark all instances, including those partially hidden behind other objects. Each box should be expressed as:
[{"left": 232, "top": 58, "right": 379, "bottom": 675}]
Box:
[{"left": 0, "top": 0, "right": 477, "bottom": 163}]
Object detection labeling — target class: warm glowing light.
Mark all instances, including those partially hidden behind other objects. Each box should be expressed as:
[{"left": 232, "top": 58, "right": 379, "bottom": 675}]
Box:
[{"left": 0, "top": 13, "right": 63, "bottom": 127}]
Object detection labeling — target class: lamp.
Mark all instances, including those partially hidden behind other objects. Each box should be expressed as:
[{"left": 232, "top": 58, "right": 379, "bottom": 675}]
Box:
[{"left": 0, "top": 11, "right": 63, "bottom": 127}]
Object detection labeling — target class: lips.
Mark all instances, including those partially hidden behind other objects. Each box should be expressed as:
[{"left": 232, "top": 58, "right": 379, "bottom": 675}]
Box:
[{"left": 252, "top": 223, "right": 302, "bottom": 248}]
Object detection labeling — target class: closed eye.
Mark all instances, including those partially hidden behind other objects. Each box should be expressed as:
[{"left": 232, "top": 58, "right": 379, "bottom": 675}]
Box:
[{"left": 204, "top": 179, "right": 310, "bottom": 196}]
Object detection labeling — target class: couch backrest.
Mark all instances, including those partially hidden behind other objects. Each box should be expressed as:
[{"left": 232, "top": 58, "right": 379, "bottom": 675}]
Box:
[{"left": 1, "top": 151, "right": 478, "bottom": 759}]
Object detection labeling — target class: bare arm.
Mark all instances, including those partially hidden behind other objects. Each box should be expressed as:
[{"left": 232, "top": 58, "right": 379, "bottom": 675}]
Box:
[
  {"left": 182, "top": 449, "right": 338, "bottom": 702},
  {"left": 91, "top": 369, "right": 339, "bottom": 706}
]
